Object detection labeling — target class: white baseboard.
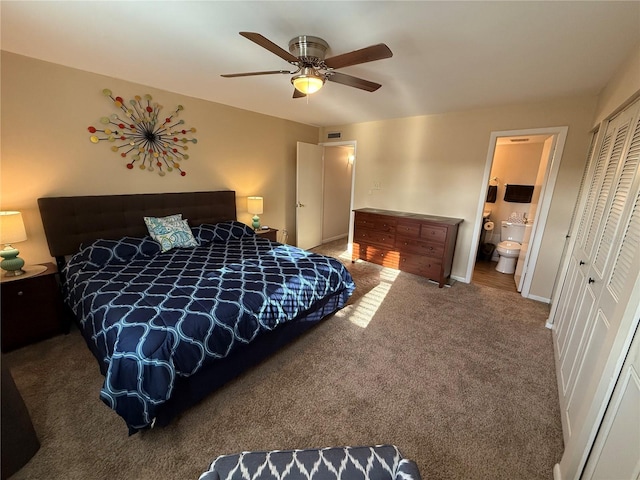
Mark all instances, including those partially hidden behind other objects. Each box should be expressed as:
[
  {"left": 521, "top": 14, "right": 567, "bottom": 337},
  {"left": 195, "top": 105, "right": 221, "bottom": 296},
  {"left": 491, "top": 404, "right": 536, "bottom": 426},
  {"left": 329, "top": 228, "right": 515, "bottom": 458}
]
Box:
[
  {"left": 526, "top": 293, "right": 551, "bottom": 304},
  {"left": 322, "top": 233, "right": 348, "bottom": 243},
  {"left": 450, "top": 274, "right": 468, "bottom": 284},
  {"left": 553, "top": 463, "right": 562, "bottom": 480}
]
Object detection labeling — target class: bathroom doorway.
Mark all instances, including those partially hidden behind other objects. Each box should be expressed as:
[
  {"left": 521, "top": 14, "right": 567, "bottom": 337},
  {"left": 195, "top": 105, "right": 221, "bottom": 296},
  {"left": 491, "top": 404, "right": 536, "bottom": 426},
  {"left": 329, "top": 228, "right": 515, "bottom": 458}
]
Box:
[{"left": 470, "top": 127, "right": 568, "bottom": 301}]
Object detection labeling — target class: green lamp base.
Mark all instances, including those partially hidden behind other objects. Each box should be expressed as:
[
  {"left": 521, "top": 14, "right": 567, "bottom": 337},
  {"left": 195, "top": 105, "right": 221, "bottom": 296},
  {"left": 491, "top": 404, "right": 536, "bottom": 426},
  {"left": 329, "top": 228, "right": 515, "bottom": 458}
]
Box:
[
  {"left": 0, "top": 245, "right": 25, "bottom": 277},
  {"left": 252, "top": 215, "right": 261, "bottom": 230}
]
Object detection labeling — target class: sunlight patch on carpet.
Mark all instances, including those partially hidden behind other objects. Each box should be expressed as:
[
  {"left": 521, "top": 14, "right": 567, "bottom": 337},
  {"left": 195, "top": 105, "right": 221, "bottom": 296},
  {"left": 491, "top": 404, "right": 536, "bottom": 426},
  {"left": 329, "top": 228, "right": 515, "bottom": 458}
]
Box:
[{"left": 338, "top": 267, "right": 400, "bottom": 328}]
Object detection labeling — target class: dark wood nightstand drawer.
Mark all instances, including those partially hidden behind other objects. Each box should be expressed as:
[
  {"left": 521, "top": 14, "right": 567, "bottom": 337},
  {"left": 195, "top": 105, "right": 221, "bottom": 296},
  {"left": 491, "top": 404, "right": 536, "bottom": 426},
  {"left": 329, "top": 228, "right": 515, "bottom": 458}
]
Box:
[{"left": 1, "top": 263, "right": 64, "bottom": 352}]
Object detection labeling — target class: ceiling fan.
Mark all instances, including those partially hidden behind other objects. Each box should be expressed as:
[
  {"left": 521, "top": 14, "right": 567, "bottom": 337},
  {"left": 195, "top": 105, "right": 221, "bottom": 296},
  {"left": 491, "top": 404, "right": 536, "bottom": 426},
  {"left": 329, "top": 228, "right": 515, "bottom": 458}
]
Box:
[{"left": 221, "top": 32, "right": 393, "bottom": 98}]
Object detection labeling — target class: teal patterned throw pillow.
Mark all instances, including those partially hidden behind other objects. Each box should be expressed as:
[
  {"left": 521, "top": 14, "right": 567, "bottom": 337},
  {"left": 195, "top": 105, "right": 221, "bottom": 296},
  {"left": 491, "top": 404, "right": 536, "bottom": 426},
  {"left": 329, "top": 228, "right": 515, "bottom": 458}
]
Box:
[{"left": 143, "top": 214, "right": 199, "bottom": 253}]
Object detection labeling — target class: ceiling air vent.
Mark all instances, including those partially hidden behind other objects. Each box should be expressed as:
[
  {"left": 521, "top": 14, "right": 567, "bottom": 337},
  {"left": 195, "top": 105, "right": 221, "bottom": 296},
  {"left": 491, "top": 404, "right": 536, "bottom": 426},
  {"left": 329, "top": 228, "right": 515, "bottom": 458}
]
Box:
[
  {"left": 510, "top": 138, "right": 529, "bottom": 143},
  {"left": 327, "top": 132, "right": 341, "bottom": 139}
]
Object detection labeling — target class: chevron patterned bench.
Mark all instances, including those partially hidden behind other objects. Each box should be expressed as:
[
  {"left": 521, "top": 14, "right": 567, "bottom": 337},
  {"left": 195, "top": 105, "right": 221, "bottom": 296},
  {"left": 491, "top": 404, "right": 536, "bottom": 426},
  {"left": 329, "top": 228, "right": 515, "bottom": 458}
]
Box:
[{"left": 199, "top": 445, "right": 421, "bottom": 480}]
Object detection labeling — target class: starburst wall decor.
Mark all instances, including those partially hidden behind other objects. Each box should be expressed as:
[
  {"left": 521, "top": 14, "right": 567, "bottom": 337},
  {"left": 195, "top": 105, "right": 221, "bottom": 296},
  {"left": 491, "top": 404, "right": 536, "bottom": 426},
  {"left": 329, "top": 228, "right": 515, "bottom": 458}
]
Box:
[{"left": 88, "top": 89, "right": 197, "bottom": 176}]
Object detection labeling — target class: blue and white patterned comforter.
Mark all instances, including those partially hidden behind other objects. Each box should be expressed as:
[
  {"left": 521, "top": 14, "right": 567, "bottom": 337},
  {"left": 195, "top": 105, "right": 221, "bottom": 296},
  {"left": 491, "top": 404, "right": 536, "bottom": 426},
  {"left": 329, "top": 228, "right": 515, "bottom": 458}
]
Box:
[{"left": 63, "top": 222, "right": 355, "bottom": 432}]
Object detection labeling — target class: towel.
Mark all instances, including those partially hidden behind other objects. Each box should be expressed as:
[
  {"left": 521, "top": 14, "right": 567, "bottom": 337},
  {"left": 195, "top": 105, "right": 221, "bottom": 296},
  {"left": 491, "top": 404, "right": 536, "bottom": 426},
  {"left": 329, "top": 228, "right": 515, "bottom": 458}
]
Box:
[
  {"left": 486, "top": 185, "right": 497, "bottom": 203},
  {"left": 504, "top": 184, "right": 534, "bottom": 203}
]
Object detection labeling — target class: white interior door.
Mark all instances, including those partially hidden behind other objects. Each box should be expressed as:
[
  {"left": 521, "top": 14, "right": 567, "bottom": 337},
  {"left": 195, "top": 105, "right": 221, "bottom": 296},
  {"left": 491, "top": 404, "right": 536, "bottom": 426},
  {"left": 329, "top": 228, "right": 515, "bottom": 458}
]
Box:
[
  {"left": 514, "top": 217, "right": 533, "bottom": 291},
  {"left": 516, "top": 135, "right": 557, "bottom": 292},
  {"left": 296, "top": 141, "right": 324, "bottom": 250}
]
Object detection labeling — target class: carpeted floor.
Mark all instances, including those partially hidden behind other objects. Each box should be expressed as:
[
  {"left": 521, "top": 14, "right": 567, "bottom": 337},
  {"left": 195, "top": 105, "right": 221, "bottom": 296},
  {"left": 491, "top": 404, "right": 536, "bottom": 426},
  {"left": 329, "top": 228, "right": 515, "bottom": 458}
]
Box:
[{"left": 4, "top": 239, "right": 563, "bottom": 480}]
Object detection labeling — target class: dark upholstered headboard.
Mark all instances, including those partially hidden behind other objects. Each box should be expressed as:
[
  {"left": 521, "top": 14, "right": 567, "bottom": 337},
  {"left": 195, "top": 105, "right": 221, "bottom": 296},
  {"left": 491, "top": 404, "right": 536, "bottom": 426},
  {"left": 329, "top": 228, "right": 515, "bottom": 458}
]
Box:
[{"left": 38, "top": 191, "right": 237, "bottom": 258}]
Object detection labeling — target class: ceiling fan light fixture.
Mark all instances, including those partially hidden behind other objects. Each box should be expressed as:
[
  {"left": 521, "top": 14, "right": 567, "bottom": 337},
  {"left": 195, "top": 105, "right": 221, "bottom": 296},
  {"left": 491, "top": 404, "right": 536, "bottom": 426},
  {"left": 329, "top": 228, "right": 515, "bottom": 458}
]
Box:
[
  {"left": 291, "top": 68, "right": 325, "bottom": 95},
  {"left": 223, "top": 32, "right": 393, "bottom": 97}
]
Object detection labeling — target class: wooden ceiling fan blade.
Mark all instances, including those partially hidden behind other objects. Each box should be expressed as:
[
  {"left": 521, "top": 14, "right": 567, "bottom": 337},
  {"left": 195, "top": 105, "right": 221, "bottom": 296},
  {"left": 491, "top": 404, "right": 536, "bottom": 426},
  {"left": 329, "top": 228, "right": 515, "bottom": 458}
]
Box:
[
  {"left": 324, "top": 43, "right": 392, "bottom": 69},
  {"left": 239, "top": 32, "right": 299, "bottom": 63},
  {"left": 293, "top": 88, "right": 307, "bottom": 99},
  {"left": 327, "top": 72, "right": 382, "bottom": 92},
  {"left": 221, "top": 70, "right": 292, "bottom": 78}
]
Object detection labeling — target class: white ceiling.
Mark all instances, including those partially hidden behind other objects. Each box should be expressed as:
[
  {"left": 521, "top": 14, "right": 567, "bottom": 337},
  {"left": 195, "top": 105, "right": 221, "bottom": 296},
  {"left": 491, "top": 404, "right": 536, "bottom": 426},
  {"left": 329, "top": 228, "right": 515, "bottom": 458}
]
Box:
[{"left": 2, "top": 1, "right": 639, "bottom": 127}]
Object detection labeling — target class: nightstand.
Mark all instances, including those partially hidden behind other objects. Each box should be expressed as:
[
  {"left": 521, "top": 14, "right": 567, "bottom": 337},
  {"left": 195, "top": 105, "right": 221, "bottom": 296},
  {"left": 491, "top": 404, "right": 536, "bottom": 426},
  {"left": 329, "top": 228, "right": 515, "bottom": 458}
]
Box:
[
  {"left": 255, "top": 228, "right": 279, "bottom": 242},
  {"left": 1, "top": 262, "right": 65, "bottom": 352}
]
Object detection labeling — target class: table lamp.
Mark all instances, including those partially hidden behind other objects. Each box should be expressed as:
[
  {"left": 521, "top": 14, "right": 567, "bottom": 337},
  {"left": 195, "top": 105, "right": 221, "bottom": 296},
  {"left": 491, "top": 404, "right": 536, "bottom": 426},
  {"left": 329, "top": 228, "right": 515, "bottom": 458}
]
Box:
[
  {"left": 247, "top": 196, "right": 264, "bottom": 230},
  {"left": 0, "top": 211, "right": 27, "bottom": 276}
]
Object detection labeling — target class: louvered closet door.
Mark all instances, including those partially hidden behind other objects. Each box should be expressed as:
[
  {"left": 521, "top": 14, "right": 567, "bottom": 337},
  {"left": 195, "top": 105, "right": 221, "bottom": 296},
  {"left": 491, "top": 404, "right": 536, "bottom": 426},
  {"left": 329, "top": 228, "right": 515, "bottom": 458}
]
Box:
[
  {"left": 580, "top": 190, "right": 640, "bottom": 480},
  {"left": 553, "top": 97, "right": 640, "bottom": 477},
  {"left": 554, "top": 104, "right": 637, "bottom": 439},
  {"left": 554, "top": 126, "right": 610, "bottom": 388}
]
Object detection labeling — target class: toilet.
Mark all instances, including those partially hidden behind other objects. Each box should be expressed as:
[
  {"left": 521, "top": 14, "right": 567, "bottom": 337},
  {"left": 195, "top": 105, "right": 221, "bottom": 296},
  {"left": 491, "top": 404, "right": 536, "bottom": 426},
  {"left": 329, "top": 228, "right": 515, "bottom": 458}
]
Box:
[{"left": 495, "top": 221, "right": 529, "bottom": 274}]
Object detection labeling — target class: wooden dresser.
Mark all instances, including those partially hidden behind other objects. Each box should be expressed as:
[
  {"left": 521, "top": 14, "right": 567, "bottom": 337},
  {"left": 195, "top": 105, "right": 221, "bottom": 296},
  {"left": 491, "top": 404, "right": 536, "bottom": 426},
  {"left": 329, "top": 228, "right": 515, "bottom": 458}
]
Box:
[{"left": 352, "top": 208, "right": 463, "bottom": 287}]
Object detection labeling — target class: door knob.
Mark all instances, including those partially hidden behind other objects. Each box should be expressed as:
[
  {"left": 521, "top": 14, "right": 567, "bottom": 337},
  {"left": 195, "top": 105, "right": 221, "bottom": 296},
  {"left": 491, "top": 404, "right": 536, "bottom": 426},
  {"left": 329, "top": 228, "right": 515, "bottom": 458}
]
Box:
[
  {"left": 579, "top": 261, "right": 585, "bottom": 266},
  {"left": 588, "top": 277, "right": 595, "bottom": 284},
  {"left": 296, "top": 202, "right": 305, "bottom": 208}
]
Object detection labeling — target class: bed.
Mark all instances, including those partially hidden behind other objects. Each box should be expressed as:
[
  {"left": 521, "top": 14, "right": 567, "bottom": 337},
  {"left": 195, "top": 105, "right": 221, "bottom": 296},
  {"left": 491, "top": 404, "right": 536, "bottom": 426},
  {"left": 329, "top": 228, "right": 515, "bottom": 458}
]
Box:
[{"left": 38, "top": 191, "right": 355, "bottom": 434}]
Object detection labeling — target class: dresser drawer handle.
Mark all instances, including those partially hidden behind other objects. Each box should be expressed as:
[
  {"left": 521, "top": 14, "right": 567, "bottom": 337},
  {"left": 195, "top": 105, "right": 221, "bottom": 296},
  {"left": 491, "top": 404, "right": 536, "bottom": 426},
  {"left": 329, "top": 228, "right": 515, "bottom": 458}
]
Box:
[{"left": 17, "top": 291, "right": 24, "bottom": 296}]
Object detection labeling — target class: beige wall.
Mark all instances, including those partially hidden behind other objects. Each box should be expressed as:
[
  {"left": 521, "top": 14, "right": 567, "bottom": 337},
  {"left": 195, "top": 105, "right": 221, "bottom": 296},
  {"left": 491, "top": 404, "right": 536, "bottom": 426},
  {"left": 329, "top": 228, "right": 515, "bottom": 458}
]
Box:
[
  {"left": 321, "top": 96, "right": 599, "bottom": 299},
  {"left": 0, "top": 52, "right": 318, "bottom": 263},
  {"left": 486, "top": 143, "right": 545, "bottom": 227},
  {"left": 593, "top": 43, "right": 640, "bottom": 126},
  {"left": 5, "top": 48, "right": 634, "bottom": 299},
  {"left": 322, "top": 145, "right": 353, "bottom": 242}
]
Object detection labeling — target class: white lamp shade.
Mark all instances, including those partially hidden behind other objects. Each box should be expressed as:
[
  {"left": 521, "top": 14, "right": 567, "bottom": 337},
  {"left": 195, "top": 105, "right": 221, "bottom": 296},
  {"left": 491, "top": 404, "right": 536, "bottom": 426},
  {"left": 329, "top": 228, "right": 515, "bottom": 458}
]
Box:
[
  {"left": 0, "top": 211, "right": 27, "bottom": 244},
  {"left": 247, "top": 196, "right": 264, "bottom": 215}
]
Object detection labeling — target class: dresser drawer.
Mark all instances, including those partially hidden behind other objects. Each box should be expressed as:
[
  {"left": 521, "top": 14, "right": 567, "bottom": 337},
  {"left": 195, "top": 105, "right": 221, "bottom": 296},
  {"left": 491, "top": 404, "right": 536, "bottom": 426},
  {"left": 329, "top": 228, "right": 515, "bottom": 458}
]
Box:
[
  {"left": 359, "top": 244, "right": 400, "bottom": 268},
  {"left": 355, "top": 213, "right": 396, "bottom": 233},
  {"left": 399, "top": 253, "right": 442, "bottom": 279},
  {"left": 396, "top": 236, "right": 445, "bottom": 257},
  {"left": 396, "top": 220, "right": 421, "bottom": 238},
  {"left": 421, "top": 225, "right": 447, "bottom": 243},
  {"left": 353, "top": 228, "right": 395, "bottom": 247}
]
